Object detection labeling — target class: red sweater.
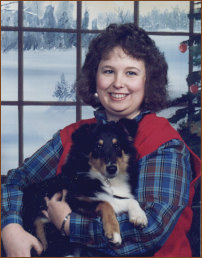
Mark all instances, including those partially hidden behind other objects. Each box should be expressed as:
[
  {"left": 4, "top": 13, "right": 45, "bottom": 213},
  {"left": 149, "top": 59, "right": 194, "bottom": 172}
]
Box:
[{"left": 57, "top": 113, "right": 201, "bottom": 257}]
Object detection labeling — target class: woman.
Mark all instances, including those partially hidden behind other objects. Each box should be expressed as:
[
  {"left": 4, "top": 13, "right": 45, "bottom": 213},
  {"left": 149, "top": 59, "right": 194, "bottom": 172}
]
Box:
[{"left": 1, "top": 23, "right": 200, "bottom": 257}]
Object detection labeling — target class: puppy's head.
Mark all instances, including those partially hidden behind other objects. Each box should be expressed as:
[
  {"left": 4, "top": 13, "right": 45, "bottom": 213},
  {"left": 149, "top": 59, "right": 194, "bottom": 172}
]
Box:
[{"left": 89, "top": 119, "right": 138, "bottom": 179}]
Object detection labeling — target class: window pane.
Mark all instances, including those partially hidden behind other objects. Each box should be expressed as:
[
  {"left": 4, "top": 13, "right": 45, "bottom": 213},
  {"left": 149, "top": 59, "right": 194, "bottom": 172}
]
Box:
[
  {"left": 1, "top": 1, "right": 18, "bottom": 26},
  {"left": 82, "top": 106, "right": 96, "bottom": 119},
  {"left": 24, "top": 106, "right": 76, "bottom": 158},
  {"left": 139, "top": 1, "right": 189, "bottom": 32},
  {"left": 23, "top": 1, "right": 76, "bottom": 29},
  {"left": 82, "top": 1, "right": 134, "bottom": 29},
  {"left": 24, "top": 33, "right": 76, "bottom": 101},
  {"left": 152, "top": 36, "right": 189, "bottom": 99},
  {"left": 193, "top": 1, "right": 201, "bottom": 33},
  {"left": 82, "top": 33, "right": 97, "bottom": 64},
  {"left": 1, "top": 31, "right": 18, "bottom": 101},
  {"left": 194, "top": 18, "right": 201, "bottom": 33},
  {"left": 1, "top": 106, "right": 18, "bottom": 175}
]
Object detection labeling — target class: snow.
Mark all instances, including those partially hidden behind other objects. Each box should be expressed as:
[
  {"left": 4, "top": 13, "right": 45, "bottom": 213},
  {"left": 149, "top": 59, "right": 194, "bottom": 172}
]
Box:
[{"left": 24, "top": 49, "right": 76, "bottom": 101}]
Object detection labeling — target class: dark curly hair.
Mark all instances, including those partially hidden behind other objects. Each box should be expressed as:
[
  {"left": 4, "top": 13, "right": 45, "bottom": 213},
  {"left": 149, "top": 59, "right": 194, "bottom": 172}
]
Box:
[{"left": 77, "top": 23, "right": 169, "bottom": 112}]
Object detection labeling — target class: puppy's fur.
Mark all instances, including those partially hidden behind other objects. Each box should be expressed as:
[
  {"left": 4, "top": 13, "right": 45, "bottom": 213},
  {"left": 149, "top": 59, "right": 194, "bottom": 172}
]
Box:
[{"left": 22, "top": 118, "right": 147, "bottom": 256}]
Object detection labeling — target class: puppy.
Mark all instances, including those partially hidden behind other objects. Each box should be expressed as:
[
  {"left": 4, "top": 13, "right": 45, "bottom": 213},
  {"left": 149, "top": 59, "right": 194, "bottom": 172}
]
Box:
[{"left": 22, "top": 118, "right": 148, "bottom": 256}]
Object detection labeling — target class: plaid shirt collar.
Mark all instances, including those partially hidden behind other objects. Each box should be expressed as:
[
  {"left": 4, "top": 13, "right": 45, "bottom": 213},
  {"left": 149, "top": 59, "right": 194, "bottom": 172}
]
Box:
[{"left": 94, "top": 109, "right": 151, "bottom": 124}]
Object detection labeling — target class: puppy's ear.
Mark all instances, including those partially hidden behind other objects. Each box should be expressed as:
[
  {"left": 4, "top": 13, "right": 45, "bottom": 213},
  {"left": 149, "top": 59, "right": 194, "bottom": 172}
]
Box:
[
  {"left": 72, "top": 123, "right": 95, "bottom": 144},
  {"left": 118, "top": 118, "right": 138, "bottom": 138}
]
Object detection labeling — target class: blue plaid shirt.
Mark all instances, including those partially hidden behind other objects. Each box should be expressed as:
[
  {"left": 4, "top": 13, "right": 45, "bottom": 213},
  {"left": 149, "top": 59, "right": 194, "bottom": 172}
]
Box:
[{"left": 1, "top": 112, "right": 192, "bottom": 256}]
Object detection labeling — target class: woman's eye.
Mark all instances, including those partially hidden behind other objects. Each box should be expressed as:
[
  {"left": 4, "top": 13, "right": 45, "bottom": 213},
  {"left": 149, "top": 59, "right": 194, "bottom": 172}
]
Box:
[
  {"left": 127, "top": 71, "right": 137, "bottom": 76},
  {"left": 103, "top": 69, "right": 114, "bottom": 74}
]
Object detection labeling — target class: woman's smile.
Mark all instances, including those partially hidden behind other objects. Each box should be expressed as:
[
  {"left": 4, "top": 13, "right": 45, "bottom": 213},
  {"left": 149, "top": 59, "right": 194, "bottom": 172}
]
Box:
[{"left": 109, "top": 92, "right": 129, "bottom": 101}]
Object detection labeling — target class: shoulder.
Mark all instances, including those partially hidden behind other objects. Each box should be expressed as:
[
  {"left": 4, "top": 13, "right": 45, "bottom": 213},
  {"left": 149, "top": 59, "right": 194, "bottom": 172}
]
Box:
[
  {"left": 136, "top": 113, "right": 182, "bottom": 140},
  {"left": 139, "top": 113, "right": 176, "bottom": 131},
  {"left": 135, "top": 113, "right": 183, "bottom": 159}
]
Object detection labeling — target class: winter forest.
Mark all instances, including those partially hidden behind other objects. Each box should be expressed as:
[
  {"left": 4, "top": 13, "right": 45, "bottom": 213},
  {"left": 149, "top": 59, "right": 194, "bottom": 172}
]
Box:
[{"left": 1, "top": 1, "right": 194, "bottom": 52}]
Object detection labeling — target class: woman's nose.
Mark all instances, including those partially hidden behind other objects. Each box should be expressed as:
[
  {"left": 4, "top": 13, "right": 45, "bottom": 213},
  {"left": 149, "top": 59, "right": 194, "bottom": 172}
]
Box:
[{"left": 113, "top": 74, "right": 124, "bottom": 88}]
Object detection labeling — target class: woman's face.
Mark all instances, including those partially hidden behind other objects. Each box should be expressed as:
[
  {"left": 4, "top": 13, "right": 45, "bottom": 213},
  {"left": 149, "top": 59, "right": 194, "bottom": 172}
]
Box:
[{"left": 96, "top": 46, "right": 146, "bottom": 121}]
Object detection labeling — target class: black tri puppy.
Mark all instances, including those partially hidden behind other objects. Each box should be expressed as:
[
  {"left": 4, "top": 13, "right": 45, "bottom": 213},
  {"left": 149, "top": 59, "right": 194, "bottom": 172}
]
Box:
[{"left": 22, "top": 118, "right": 148, "bottom": 255}]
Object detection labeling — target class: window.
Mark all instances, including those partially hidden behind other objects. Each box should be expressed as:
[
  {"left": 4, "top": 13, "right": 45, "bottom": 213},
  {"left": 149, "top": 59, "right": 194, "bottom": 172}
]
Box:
[{"left": 1, "top": 1, "right": 200, "bottom": 174}]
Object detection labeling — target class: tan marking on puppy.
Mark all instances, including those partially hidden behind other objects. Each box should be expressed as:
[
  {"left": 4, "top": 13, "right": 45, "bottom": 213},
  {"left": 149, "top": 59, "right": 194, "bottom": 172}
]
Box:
[
  {"left": 98, "top": 139, "right": 104, "bottom": 145},
  {"left": 112, "top": 138, "right": 118, "bottom": 144},
  {"left": 96, "top": 202, "right": 122, "bottom": 245},
  {"left": 117, "top": 151, "right": 129, "bottom": 174},
  {"left": 34, "top": 217, "right": 50, "bottom": 251},
  {"left": 88, "top": 153, "right": 106, "bottom": 175}
]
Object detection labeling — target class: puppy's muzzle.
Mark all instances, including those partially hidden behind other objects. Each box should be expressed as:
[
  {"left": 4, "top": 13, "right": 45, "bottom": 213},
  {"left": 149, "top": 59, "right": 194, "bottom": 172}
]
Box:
[{"left": 106, "top": 164, "right": 118, "bottom": 178}]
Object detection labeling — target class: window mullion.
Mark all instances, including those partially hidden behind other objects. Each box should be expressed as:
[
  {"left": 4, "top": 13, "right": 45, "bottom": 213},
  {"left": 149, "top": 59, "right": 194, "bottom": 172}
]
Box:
[
  {"left": 188, "top": 1, "right": 194, "bottom": 75},
  {"left": 134, "top": 1, "right": 139, "bottom": 26},
  {"left": 76, "top": 1, "right": 82, "bottom": 121},
  {"left": 18, "top": 1, "right": 24, "bottom": 166}
]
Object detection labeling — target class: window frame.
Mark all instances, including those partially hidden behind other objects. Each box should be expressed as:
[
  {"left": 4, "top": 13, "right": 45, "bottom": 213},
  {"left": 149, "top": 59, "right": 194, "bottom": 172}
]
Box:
[{"left": 1, "top": 1, "right": 198, "bottom": 169}]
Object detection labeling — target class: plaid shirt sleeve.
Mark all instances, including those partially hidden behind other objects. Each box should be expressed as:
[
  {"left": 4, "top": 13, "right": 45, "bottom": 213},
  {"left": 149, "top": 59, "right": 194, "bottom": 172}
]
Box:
[
  {"left": 1, "top": 131, "right": 63, "bottom": 229},
  {"left": 68, "top": 139, "right": 192, "bottom": 256}
]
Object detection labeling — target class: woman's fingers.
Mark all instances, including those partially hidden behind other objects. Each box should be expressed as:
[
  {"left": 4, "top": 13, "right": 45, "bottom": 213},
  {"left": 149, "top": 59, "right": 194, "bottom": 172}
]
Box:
[
  {"left": 41, "top": 210, "right": 49, "bottom": 218},
  {"left": 44, "top": 190, "right": 67, "bottom": 205},
  {"left": 31, "top": 236, "right": 44, "bottom": 255},
  {"left": 51, "top": 192, "right": 62, "bottom": 201},
  {"left": 44, "top": 196, "right": 49, "bottom": 204},
  {"left": 61, "top": 189, "right": 68, "bottom": 201}
]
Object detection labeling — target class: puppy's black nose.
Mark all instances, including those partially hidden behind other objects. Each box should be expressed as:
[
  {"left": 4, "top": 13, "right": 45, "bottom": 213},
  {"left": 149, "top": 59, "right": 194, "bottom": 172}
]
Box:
[{"left": 106, "top": 165, "right": 117, "bottom": 176}]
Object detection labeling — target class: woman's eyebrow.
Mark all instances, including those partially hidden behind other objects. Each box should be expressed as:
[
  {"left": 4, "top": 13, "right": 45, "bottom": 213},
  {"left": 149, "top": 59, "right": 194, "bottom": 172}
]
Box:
[
  {"left": 101, "top": 65, "right": 140, "bottom": 70},
  {"left": 100, "top": 65, "right": 113, "bottom": 69},
  {"left": 125, "top": 66, "right": 141, "bottom": 71}
]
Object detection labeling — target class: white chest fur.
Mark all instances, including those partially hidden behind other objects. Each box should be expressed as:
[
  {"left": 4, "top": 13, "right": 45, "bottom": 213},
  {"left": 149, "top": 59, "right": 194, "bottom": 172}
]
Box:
[
  {"left": 89, "top": 172, "right": 133, "bottom": 213},
  {"left": 88, "top": 170, "right": 148, "bottom": 228}
]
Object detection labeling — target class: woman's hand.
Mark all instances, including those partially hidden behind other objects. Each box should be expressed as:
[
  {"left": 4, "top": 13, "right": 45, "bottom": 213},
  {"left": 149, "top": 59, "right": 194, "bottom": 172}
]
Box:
[
  {"left": 42, "top": 190, "right": 72, "bottom": 235},
  {"left": 1, "top": 223, "right": 43, "bottom": 257}
]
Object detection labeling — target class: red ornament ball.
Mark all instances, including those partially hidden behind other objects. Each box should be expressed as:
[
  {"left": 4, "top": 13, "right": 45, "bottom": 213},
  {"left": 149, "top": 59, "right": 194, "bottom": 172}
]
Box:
[
  {"left": 190, "top": 84, "right": 198, "bottom": 94},
  {"left": 179, "top": 43, "right": 187, "bottom": 53}
]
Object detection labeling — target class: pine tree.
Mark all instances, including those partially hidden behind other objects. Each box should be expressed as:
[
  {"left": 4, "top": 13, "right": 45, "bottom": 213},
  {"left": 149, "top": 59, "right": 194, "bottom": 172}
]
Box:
[
  {"left": 168, "top": 2, "right": 201, "bottom": 157},
  {"left": 53, "top": 73, "right": 75, "bottom": 101},
  {"left": 43, "top": 5, "right": 56, "bottom": 49}
]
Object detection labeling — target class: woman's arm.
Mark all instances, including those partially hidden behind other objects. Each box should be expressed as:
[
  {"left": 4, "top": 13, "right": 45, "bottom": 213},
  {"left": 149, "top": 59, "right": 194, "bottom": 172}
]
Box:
[
  {"left": 1, "top": 224, "right": 43, "bottom": 257},
  {"left": 1, "top": 131, "right": 63, "bottom": 256}
]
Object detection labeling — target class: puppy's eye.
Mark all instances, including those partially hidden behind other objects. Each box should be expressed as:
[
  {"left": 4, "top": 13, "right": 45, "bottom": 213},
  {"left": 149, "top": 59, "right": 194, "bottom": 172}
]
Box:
[
  {"left": 97, "top": 144, "right": 102, "bottom": 149},
  {"left": 113, "top": 143, "right": 120, "bottom": 149},
  {"left": 96, "top": 139, "right": 103, "bottom": 149}
]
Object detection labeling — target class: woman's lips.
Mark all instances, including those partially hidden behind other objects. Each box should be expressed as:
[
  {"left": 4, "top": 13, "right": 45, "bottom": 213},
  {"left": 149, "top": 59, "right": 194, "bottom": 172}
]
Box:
[{"left": 109, "top": 93, "right": 128, "bottom": 101}]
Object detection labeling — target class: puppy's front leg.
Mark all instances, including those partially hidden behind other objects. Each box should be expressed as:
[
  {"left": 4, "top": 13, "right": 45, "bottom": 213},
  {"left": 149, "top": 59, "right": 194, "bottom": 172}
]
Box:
[
  {"left": 128, "top": 199, "right": 148, "bottom": 228},
  {"left": 96, "top": 202, "right": 122, "bottom": 245}
]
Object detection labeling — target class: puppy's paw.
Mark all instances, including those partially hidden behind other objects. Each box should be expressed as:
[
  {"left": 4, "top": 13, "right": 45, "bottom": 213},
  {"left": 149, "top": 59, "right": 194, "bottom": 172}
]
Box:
[
  {"left": 106, "top": 231, "right": 122, "bottom": 246},
  {"left": 129, "top": 209, "right": 148, "bottom": 228}
]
